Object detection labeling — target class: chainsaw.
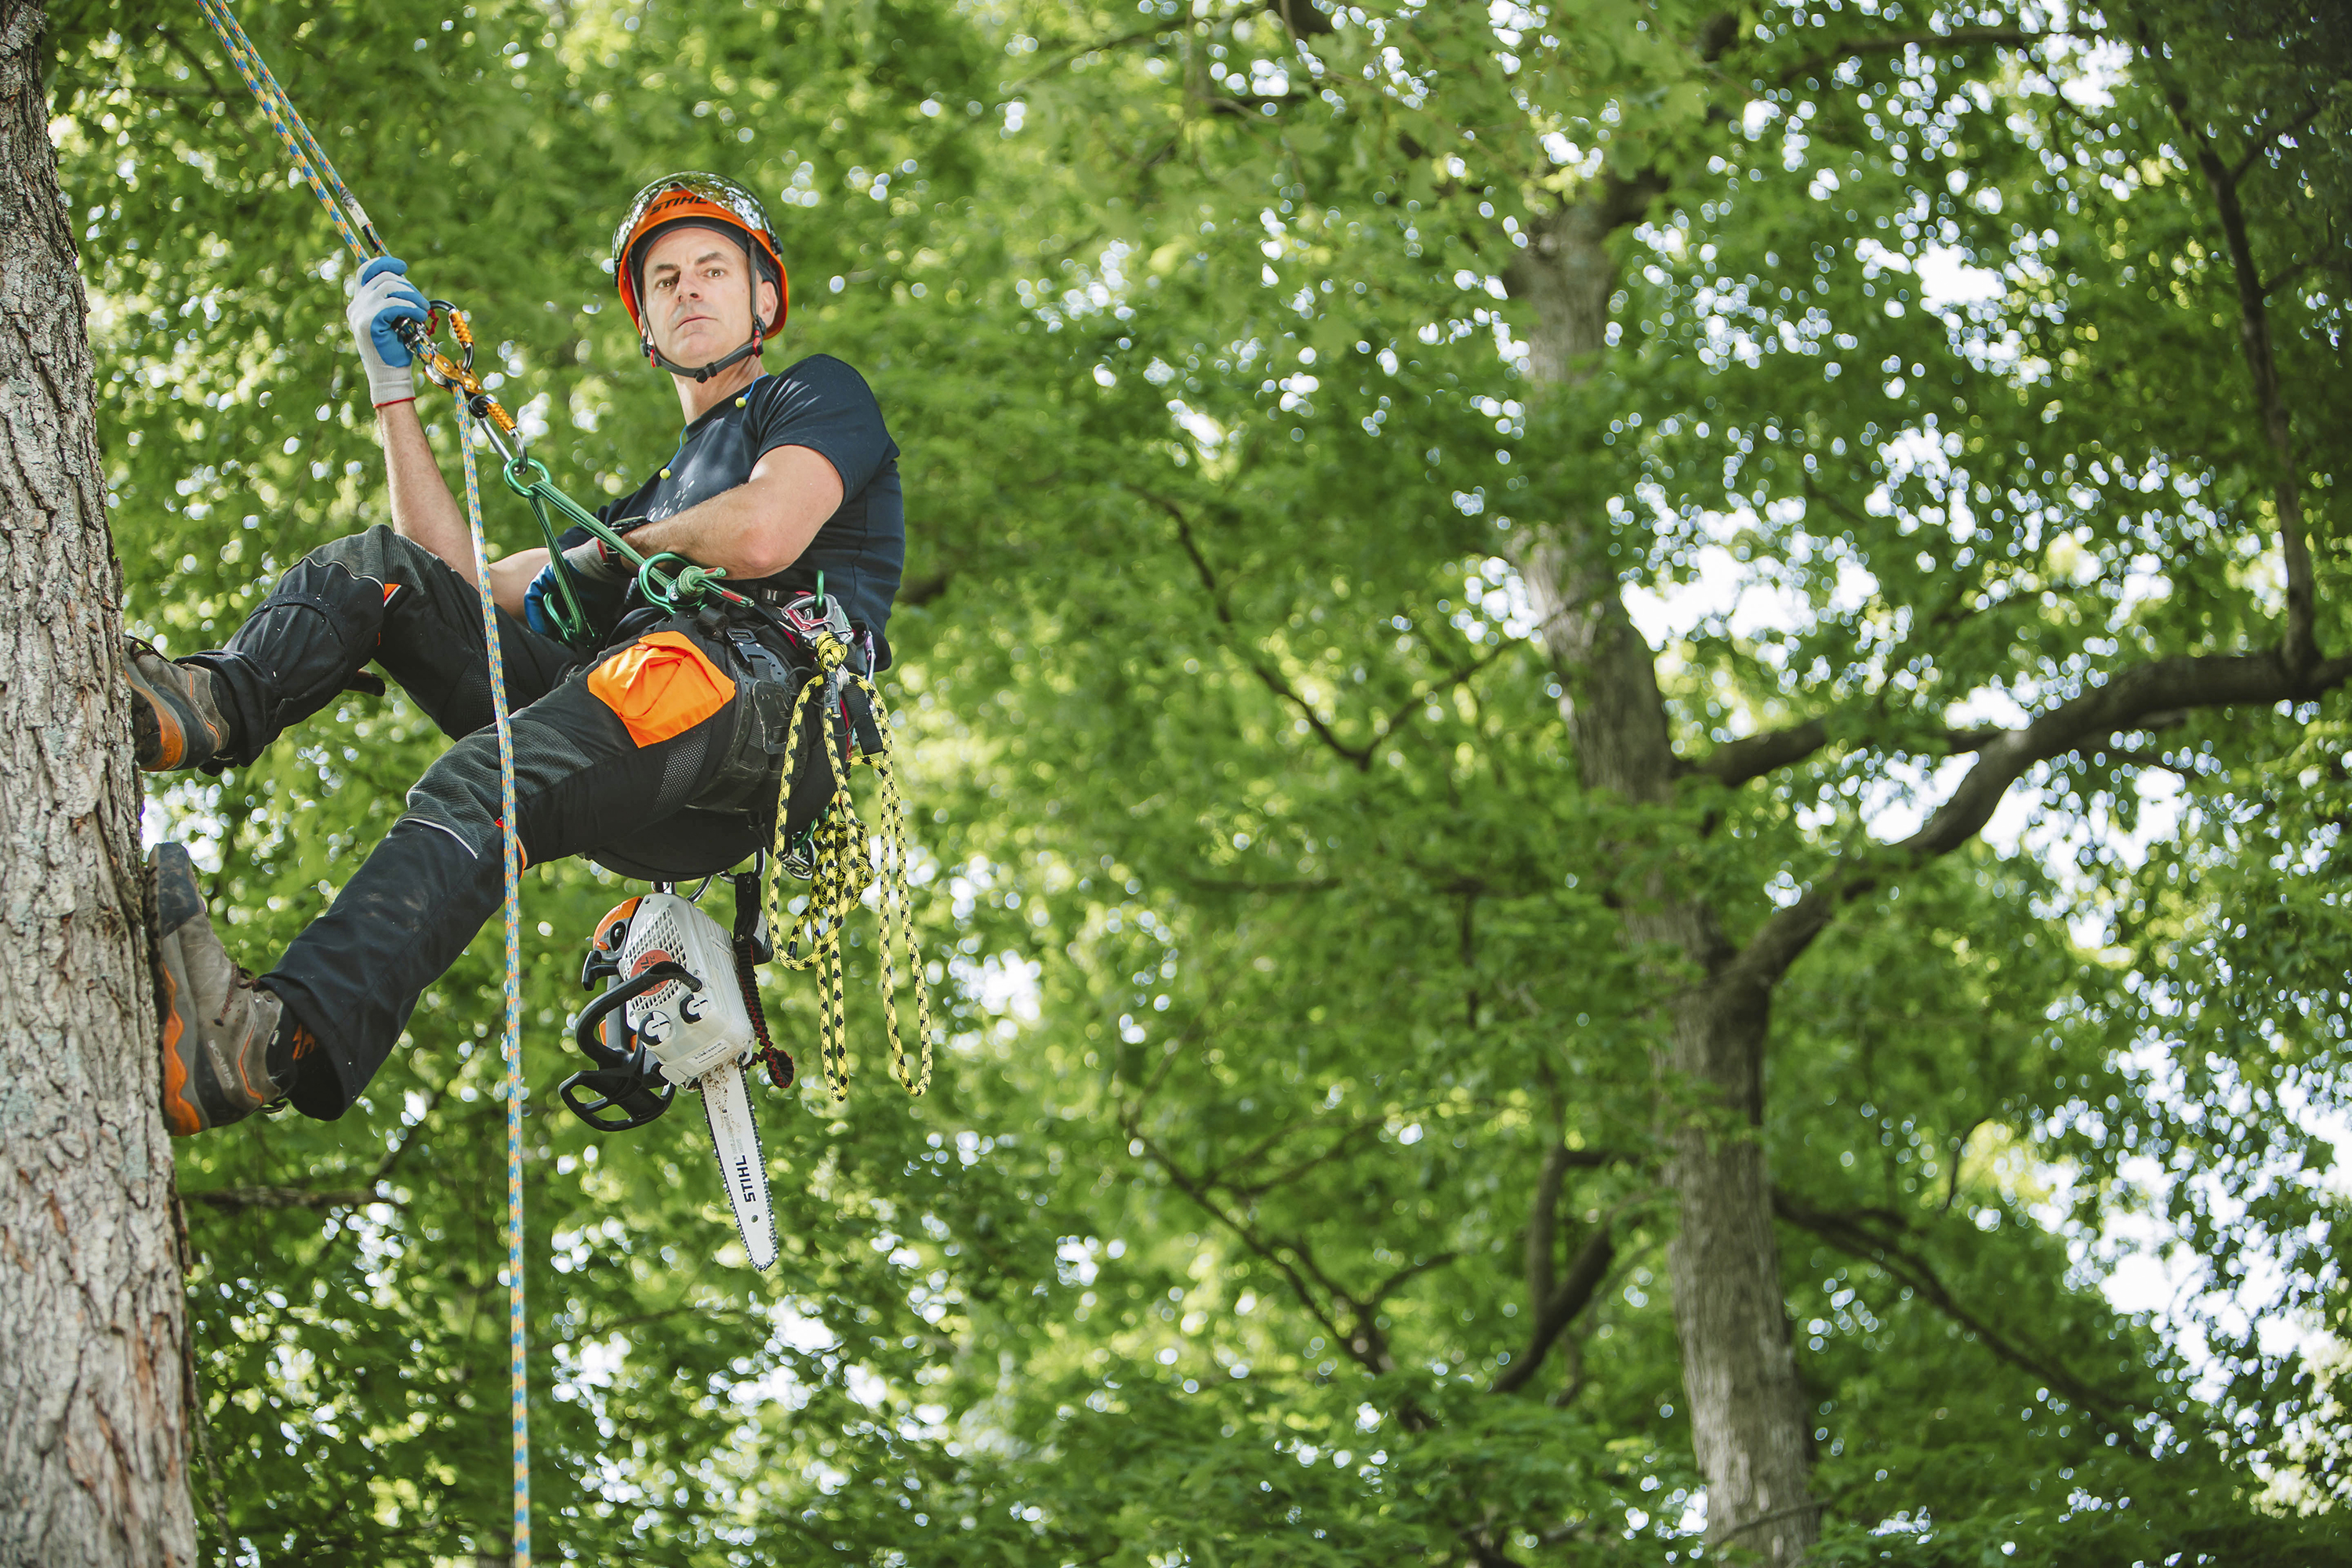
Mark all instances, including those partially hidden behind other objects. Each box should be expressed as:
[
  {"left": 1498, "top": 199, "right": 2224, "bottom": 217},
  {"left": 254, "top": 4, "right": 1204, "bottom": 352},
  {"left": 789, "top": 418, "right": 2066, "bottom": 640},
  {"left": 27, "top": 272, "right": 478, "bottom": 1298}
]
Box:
[{"left": 557, "top": 886, "right": 793, "bottom": 1270}]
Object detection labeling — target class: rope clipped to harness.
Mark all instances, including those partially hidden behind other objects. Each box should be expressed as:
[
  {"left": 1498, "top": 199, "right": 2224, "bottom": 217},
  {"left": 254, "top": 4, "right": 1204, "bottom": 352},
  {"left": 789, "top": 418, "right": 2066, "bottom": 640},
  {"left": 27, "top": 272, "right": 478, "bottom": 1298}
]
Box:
[{"left": 760, "top": 629, "right": 934, "bottom": 1102}]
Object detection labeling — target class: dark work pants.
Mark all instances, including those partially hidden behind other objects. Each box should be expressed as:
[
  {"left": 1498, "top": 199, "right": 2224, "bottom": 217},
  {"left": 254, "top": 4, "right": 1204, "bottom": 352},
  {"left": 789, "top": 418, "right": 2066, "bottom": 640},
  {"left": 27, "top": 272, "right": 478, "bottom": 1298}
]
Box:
[{"left": 189, "top": 525, "right": 779, "bottom": 1119}]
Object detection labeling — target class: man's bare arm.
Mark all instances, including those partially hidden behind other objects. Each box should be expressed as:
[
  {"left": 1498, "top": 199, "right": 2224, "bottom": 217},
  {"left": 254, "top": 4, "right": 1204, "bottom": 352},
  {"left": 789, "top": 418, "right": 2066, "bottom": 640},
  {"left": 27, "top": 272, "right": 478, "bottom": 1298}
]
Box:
[
  {"left": 379, "top": 401, "right": 475, "bottom": 579},
  {"left": 375, "top": 403, "right": 550, "bottom": 614},
  {"left": 487, "top": 547, "right": 547, "bottom": 615},
  {"left": 613, "top": 445, "right": 844, "bottom": 580}
]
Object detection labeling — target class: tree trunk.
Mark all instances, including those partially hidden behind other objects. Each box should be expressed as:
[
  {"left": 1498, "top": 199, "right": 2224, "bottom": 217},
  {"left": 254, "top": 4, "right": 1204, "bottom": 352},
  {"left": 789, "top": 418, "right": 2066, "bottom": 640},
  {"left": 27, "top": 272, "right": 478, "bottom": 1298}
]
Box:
[
  {"left": 0, "top": 2, "right": 198, "bottom": 1564},
  {"left": 1508, "top": 198, "right": 1817, "bottom": 1562}
]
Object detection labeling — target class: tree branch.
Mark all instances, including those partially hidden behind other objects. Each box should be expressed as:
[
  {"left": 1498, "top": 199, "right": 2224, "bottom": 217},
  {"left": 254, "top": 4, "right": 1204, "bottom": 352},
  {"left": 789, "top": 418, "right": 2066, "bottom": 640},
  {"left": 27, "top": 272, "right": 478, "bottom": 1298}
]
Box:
[
  {"left": 1523, "top": 1145, "right": 1570, "bottom": 1311},
  {"left": 1267, "top": 0, "right": 1335, "bottom": 39},
  {"left": 1125, "top": 1123, "right": 1356, "bottom": 1357},
  {"left": 1774, "top": 26, "right": 2063, "bottom": 84},
  {"left": 1688, "top": 713, "right": 2005, "bottom": 789},
  {"left": 1690, "top": 717, "right": 1831, "bottom": 786},
  {"left": 1733, "top": 651, "right": 2352, "bottom": 989},
  {"left": 1145, "top": 489, "right": 1373, "bottom": 768},
  {"left": 1011, "top": 23, "right": 1171, "bottom": 89},
  {"left": 2230, "top": 101, "right": 2325, "bottom": 185},
  {"left": 1367, "top": 1250, "right": 1461, "bottom": 1317},
  {"left": 1374, "top": 637, "right": 1519, "bottom": 744},
  {"left": 1197, "top": 89, "right": 1312, "bottom": 120},
  {"left": 1491, "top": 1222, "right": 1618, "bottom": 1396},
  {"left": 1128, "top": 1105, "right": 1457, "bottom": 1385},
  {"left": 2149, "top": 44, "right": 2317, "bottom": 677},
  {"left": 1228, "top": 1120, "right": 1392, "bottom": 1199},
  {"left": 1773, "top": 1189, "right": 2148, "bottom": 1450}
]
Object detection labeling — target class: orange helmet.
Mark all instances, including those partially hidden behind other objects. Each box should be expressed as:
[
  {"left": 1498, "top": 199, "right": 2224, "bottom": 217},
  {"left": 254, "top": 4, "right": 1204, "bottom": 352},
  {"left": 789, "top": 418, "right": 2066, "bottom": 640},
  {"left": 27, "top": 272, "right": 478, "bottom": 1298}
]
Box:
[{"left": 612, "top": 172, "right": 789, "bottom": 379}]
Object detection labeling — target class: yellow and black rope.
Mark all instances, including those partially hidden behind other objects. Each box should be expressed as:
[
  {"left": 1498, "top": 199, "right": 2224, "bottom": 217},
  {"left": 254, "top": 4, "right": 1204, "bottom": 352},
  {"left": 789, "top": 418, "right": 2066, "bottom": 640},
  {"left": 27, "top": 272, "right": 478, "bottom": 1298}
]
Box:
[{"left": 760, "top": 633, "right": 934, "bottom": 1101}]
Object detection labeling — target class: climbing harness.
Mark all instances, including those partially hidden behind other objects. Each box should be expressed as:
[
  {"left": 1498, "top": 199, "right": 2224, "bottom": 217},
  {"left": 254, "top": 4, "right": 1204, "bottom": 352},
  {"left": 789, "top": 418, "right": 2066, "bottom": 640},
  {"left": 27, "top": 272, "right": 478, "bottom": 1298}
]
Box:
[{"left": 193, "top": 9, "right": 937, "bottom": 1548}]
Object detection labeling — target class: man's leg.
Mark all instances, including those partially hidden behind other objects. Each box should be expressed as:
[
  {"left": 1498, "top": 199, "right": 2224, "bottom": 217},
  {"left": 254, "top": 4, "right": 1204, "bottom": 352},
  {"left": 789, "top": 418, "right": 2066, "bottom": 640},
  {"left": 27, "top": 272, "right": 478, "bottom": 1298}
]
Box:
[
  {"left": 145, "top": 524, "right": 576, "bottom": 1133},
  {"left": 263, "top": 622, "right": 750, "bottom": 1118},
  {"left": 133, "top": 523, "right": 573, "bottom": 771}
]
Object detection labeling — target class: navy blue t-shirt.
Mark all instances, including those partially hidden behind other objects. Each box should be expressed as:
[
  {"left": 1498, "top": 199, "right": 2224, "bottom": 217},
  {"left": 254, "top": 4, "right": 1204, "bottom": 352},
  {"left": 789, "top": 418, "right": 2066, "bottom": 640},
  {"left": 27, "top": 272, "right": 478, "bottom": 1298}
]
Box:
[{"left": 571, "top": 354, "right": 905, "bottom": 667}]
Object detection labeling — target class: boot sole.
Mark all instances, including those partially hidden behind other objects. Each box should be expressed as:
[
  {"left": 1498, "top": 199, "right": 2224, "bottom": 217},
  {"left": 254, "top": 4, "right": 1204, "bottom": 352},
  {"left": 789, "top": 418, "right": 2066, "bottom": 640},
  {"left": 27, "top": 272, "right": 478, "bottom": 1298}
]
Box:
[{"left": 155, "top": 924, "right": 207, "bottom": 1137}]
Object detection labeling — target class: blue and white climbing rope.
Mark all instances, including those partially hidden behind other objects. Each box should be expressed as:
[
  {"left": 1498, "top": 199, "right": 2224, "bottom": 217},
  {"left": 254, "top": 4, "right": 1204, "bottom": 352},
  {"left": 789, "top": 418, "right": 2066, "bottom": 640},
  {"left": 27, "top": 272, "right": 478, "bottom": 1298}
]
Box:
[
  {"left": 194, "top": 0, "right": 382, "bottom": 264},
  {"left": 194, "top": 4, "right": 535, "bottom": 1561},
  {"left": 463, "top": 423, "right": 533, "bottom": 1568}
]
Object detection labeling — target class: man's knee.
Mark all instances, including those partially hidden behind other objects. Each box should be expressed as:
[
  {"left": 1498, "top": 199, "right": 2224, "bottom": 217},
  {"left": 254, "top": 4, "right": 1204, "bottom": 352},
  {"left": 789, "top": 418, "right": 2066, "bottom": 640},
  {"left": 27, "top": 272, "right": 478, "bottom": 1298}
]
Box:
[
  {"left": 309, "top": 523, "right": 446, "bottom": 590},
  {"left": 401, "top": 732, "right": 510, "bottom": 860},
  {"left": 187, "top": 531, "right": 415, "bottom": 765}
]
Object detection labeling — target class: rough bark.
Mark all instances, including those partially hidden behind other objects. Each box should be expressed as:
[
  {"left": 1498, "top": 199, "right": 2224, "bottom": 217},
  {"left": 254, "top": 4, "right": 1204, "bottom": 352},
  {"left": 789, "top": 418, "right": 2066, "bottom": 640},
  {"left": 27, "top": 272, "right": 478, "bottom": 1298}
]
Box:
[
  {"left": 1506, "top": 193, "right": 1818, "bottom": 1561},
  {"left": 0, "top": 2, "right": 198, "bottom": 1563}
]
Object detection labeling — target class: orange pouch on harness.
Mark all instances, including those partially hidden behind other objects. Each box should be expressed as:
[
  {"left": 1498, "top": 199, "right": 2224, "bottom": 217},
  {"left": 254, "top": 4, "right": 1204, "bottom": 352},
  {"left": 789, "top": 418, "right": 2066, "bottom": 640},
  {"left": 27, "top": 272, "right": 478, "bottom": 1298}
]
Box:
[{"left": 587, "top": 632, "right": 737, "bottom": 747}]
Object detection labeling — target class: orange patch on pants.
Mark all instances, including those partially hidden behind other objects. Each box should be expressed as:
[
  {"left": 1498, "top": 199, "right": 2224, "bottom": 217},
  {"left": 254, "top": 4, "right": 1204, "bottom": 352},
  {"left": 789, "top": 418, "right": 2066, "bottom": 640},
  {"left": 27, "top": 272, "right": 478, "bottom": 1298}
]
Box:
[{"left": 586, "top": 631, "right": 736, "bottom": 747}]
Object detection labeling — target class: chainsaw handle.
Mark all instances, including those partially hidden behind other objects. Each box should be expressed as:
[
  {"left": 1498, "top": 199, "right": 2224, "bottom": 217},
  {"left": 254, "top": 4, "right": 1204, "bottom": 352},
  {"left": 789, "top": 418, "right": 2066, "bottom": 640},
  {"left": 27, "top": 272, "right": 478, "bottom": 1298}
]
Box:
[
  {"left": 559, "top": 962, "right": 699, "bottom": 1132},
  {"left": 557, "top": 1068, "right": 676, "bottom": 1132},
  {"left": 572, "top": 962, "right": 699, "bottom": 1068}
]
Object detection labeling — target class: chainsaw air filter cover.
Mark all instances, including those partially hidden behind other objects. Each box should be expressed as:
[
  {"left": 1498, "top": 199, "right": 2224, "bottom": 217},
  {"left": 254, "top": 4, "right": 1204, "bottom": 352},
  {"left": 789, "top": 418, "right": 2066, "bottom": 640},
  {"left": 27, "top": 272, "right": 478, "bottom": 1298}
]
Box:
[{"left": 588, "top": 891, "right": 757, "bottom": 1087}]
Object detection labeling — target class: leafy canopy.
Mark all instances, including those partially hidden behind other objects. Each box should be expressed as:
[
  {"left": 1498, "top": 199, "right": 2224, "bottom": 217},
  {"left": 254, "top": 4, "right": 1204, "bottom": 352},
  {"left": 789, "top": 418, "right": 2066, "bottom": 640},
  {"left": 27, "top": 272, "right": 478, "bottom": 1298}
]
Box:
[{"left": 49, "top": 0, "right": 2350, "bottom": 1560}]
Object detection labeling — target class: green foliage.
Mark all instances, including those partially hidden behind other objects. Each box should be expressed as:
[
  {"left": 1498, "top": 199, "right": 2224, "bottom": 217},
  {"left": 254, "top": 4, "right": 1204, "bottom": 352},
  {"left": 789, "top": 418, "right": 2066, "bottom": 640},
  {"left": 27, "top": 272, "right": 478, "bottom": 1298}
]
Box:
[{"left": 49, "top": 0, "right": 2351, "bottom": 1560}]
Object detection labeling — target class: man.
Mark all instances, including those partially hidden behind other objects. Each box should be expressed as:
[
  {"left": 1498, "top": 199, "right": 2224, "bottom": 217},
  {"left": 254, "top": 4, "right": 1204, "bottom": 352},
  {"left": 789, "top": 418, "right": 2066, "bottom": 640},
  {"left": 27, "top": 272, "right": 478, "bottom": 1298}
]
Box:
[{"left": 133, "top": 172, "right": 904, "bottom": 1135}]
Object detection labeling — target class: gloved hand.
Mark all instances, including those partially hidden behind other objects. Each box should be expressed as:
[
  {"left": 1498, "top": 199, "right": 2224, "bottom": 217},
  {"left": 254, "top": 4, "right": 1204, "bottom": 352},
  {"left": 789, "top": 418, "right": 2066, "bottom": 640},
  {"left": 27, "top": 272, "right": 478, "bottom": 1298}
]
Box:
[
  {"left": 523, "top": 536, "right": 634, "bottom": 641},
  {"left": 344, "top": 256, "right": 429, "bottom": 407}
]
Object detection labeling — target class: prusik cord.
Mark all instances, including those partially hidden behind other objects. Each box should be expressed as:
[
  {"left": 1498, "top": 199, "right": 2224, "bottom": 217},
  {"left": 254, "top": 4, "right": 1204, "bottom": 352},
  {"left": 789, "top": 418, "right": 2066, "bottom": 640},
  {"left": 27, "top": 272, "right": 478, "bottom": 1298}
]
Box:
[{"left": 760, "top": 633, "right": 935, "bottom": 1102}]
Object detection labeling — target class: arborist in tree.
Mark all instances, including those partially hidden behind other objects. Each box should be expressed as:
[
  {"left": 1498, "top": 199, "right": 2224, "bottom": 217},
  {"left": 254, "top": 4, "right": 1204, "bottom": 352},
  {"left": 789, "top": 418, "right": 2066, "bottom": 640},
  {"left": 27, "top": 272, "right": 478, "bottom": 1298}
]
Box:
[{"left": 130, "top": 172, "right": 904, "bottom": 1136}]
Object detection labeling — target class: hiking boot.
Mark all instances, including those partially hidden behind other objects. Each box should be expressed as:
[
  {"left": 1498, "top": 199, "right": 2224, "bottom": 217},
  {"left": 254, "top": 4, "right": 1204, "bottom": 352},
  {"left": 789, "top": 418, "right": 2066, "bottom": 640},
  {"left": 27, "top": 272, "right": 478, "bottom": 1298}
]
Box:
[
  {"left": 124, "top": 639, "right": 231, "bottom": 772},
  {"left": 153, "top": 841, "right": 286, "bottom": 1136}
]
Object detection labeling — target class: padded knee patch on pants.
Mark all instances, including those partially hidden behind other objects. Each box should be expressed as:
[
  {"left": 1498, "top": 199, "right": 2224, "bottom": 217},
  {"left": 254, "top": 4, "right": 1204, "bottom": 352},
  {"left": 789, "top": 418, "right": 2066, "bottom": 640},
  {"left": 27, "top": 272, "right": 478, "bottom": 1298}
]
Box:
[{"left": 194, "top": 554, "right": 392, "bottom": 765}]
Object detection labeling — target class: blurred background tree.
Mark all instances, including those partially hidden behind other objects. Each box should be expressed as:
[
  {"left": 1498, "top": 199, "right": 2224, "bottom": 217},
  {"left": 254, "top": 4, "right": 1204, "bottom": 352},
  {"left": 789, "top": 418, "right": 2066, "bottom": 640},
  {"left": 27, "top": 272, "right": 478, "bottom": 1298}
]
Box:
[{"left": 45, "top": 0, "right": 2350, "bottom": 1561}]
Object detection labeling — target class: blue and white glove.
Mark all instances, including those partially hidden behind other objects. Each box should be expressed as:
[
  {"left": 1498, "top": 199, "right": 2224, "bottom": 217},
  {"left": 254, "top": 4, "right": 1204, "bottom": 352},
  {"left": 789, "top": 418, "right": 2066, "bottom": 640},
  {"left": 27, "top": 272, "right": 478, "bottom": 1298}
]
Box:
[
  {"left": 344, "top": 256, "right": 429, "bottom": 408},
  {"left": 522, "top": 565, "right": 565, "bottom": 639},
  {"left": 524, "top": 536, "right": 633, "bottom": 641}
]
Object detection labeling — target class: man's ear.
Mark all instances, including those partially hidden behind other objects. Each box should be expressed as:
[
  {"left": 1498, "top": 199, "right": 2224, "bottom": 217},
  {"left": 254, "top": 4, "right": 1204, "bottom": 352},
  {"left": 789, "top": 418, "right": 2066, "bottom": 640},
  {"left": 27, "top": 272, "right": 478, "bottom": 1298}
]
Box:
[{"left": 757, "top": 277, "right": 782, "bottom": 336}]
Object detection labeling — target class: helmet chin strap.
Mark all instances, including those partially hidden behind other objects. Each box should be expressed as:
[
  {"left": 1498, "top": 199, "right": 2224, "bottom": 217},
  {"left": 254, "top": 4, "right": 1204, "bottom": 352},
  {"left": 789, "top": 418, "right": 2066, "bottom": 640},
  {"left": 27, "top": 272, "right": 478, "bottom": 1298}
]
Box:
[{"left": 644, "top": 329, "right": 763, "bottom": 383}]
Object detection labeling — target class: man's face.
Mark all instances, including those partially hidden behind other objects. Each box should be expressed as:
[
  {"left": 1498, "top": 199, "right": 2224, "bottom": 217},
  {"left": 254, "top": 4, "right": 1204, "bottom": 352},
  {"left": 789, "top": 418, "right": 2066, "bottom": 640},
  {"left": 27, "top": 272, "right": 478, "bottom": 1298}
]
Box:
[{"left": 640, "top": 223, "right": 779, "bottom": 363}]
